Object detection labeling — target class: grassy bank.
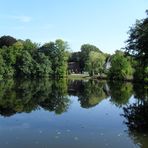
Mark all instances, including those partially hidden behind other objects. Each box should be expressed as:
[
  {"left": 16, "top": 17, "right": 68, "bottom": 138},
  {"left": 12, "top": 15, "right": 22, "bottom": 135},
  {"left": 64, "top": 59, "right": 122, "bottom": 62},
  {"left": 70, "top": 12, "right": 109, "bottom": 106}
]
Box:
[{"left": 68, "top": 74, "right": 90, "bottom": 80}]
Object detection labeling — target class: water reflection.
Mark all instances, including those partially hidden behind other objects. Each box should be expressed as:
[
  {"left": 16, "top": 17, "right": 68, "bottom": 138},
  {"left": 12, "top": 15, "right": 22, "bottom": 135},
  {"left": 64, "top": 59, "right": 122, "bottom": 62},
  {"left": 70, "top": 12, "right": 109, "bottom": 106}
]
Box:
[
  {"left": 78, "top": 80, "right": 108, "bottom": 108},
  {"left": 121, "top": 83, "right": 148, "bottom": 147},
  {"left": 0, "top": 79, "right": 70, "bottom": 116},
  {"left": 108, "top": 81, "right": 133, "bottom": 107},
  {"left": 0, "top": 79, "right": 147, "bottom": 148}
]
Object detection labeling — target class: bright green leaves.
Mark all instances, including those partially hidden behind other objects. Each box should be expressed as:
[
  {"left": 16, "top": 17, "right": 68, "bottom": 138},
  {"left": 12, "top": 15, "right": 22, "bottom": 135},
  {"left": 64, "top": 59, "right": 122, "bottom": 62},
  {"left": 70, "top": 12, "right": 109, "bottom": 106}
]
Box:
[
  {"left": 86, "top": 51, "right": 105, "bottom": 76},
  {"left": 108, "top": 52, "right": 133, "bottom": 80}
]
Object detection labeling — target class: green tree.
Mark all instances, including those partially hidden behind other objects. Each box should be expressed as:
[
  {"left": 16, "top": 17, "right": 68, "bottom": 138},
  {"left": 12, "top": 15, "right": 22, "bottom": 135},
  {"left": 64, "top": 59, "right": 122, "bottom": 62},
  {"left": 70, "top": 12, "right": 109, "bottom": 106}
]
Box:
[
  {"left": 108, "top": 51, "right": 133, "bottom": 80},
  {"left": 125, "top": 11, "right": 148, "bottom": 82},
  {"left": 0, "top": 49, "right": 5, "bottom": 79},
  {"left": 86, "top": 51, "right": 105, "bottom": 76},
  {"left": 22, "top": 39, "right": 38, "bottom": 55},
  {"left": 80, "top": 44, "right": 102, "bottom": 71},
  {"left": 15, "top": 50, "right": 34, "bottom": 77},
  {"left": 33, "top": 52, "right": 52, "bottom": 77},
  {"left": 41, "top": 39, "right": 69, "bottom": 77}
]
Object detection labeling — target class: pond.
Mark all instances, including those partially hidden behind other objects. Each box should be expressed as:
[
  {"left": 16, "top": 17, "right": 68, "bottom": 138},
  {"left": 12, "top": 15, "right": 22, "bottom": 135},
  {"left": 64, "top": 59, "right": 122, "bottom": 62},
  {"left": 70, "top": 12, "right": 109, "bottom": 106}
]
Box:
[{"left": 0, "top": 79, "right": 147, "bottom": 148}]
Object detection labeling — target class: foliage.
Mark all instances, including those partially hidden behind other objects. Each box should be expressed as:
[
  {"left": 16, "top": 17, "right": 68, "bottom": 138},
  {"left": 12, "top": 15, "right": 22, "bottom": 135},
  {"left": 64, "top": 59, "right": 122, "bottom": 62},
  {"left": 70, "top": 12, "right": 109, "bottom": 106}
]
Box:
[
  {"left": 80, "top": 44, "right": 102, "bottom": 71},
  {"left": 41, "top": 39, "right": 69, "bottom": 77},
  {"left": 0, "top": 36, "right": 68, "bottom": 78},
  {"left": 22, "top": 39, "right": 38, "bottom": 55},
  {"left": 33, "top": 52, "right": 52, "bottom": 77},
  {"left": 0, "top": 35, "right": 17, "bottom": 48},
  {"left": 125, "top": 11, "right": 148, "bottom": 82},
  {"left": 86, "top": 51, "right": 105, "bottom": 76},
  {"left": 15, "top": 50, "right": 34, "bottom": 77},
  {"left": 108, "top": 51, "right": 133, "bottom": 80},
  {"left": 0, "top": 50, "right": 5, "bottom": 79}
]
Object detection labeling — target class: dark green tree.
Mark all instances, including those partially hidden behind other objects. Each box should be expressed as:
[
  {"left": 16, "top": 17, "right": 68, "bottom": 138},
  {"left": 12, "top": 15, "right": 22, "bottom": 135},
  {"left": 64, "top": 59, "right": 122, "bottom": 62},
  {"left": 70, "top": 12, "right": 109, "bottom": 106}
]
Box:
[
  {"left": 0, "top": 35, "right": 17, "bottom": 48},
  {"left": 125, "top": 11, "right": 148, "bottom": 82}
]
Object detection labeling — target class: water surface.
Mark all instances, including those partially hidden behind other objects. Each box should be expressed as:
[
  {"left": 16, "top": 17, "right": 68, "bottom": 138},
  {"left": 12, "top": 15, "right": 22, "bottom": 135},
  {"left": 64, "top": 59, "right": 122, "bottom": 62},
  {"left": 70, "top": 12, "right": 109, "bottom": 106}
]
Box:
[{"left": 0, "top": 79, "right": 147, "bottom": 148}]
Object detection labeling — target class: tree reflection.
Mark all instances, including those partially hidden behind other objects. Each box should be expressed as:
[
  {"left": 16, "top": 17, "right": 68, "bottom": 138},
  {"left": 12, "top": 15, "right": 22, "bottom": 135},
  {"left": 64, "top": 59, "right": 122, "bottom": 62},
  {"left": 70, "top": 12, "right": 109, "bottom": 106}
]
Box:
[
  {"left": 0, "top": 78, "right": 70, "bottom": 117},
  {"left": 39, "top": 79, "right": 70, "bottom": 114},
  {"left": 78, "top": 80, "right": 108, "bottom": 108},
  {"left": 123, "top": 83, "right": 148, "bottom": 132},
  {"left": 0, "top": 79, "right": 109, "bottom": 116},
  {"left": 68, "top": 80, "right": 85, "bottom": 96},
  {"left": 108, "top": 81, "right": 133, "bottom": 107},
  {"left": 122, "top": 83, "right": 148, "bottom": 148}
]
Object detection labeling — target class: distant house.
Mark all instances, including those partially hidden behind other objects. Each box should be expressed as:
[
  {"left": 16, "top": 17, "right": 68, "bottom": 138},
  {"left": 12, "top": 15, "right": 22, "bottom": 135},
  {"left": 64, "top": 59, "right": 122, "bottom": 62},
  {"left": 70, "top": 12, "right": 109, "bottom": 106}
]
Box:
[
  {"left": 104, "top": 56, "right": 111, "bottom": 70},
  {"left": 68, "top": 62, "right": 81, "bottom": 73}
]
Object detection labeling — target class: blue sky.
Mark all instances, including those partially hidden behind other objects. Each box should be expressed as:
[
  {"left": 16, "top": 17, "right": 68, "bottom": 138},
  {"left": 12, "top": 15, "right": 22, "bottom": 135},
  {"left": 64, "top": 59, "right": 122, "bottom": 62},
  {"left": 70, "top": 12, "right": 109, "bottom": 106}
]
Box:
[{"left": 0, "top": 0, "right": 148, "bottom": 54}]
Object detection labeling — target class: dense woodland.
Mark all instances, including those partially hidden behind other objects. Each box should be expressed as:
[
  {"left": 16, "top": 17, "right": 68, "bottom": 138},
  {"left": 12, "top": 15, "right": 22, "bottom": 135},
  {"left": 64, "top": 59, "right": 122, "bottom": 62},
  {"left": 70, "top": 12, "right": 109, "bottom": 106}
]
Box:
[{"left": 0, "top": 11, "right": 147, "bottom": 82}]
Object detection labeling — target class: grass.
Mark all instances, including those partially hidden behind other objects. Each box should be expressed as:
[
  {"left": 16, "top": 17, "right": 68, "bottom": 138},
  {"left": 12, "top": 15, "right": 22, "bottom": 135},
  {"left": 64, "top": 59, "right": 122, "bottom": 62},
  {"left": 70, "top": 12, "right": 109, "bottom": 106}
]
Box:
[{"left": 68, "top": 74, "right": 90, "bottom": 80}]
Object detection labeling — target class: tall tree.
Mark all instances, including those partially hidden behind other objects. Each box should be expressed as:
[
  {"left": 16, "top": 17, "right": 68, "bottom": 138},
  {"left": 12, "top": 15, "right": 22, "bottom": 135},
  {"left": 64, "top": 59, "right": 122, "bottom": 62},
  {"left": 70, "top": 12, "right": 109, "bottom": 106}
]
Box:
[
  {"left": 80, "top": 44, "right": 102, "bottom": 71},
  {"left": 125, "top": 11, "right": 148, "bottom": 81},
  {"left": 86, "top": 51, "right": 105, "bottom": 76},
  {"left": 108, "top": 51, "right": 133, "bottom": 80},
  {"left": 41, "top": 39, "right": 69, "bottom": 77}
]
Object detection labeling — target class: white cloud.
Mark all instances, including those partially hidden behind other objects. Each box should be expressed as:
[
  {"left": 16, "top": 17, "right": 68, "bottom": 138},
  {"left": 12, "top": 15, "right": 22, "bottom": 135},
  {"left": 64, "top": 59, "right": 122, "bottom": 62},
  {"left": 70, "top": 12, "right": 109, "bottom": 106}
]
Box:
[
  {"left": 0, "top": 15, "right": 31, "bottom": 23},
  {"left": 12, "top": 15, "right": 31, "bottom": 23}
]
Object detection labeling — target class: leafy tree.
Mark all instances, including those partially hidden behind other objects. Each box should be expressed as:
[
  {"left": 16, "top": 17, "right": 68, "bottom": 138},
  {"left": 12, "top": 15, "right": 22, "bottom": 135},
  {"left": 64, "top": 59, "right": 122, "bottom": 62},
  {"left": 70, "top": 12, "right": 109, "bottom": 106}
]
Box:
[
  {"left": 3, "top": 65, "right": 15, "bottom": 78},
  {"left": 0, "top": 35, "right": 17, "bottom": 48},
  {"left": 80, "top": 44, "right": 102, "bottom": 71},
  {"left": 86, "top": 51, "right": 105, "bottom": 76},
  {"left": 108, "top": 51, "right": 133, "bottom": 80},
  {"left": 33, "top": 52, "right": 52, "bottom": 77},
  {"left": 41, "top": 39, "right": 69, "bottom": 77},
  {"left": 15, "top": 50, "right": 34, "bottom": 77},
  {"left": 22, "top": 39, "right": 38, "bottom": 55},
  {"left": 0, "top": 49, "right": 5, "bottom": 79},
  {"left": 125, "top": 11, "right": 148, "bottom": 81}
]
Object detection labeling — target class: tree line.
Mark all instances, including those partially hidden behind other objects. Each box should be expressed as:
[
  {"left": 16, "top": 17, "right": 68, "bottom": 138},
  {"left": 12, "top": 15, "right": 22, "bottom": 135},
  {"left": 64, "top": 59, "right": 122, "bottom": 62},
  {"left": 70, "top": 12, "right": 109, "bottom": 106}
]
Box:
[
  {"left": 0, "top": 11, "right": 147, "bottom": 82},
  {"left": 0, "top": 37, "right": 69, "bottom": 79}
]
